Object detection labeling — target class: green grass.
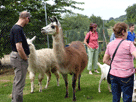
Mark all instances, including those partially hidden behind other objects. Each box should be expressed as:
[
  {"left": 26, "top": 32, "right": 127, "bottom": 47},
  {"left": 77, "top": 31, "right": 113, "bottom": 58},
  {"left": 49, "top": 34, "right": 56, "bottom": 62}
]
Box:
[{"left": 1, "top": 60, "right": 136, "bottom": 102}]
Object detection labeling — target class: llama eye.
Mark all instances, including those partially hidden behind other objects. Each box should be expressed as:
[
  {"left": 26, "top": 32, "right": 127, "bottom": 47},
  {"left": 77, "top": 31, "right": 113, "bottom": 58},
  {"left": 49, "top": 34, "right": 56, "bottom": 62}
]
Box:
[{"left": 51, "top": 25, "right": 55, "bottom": 29}]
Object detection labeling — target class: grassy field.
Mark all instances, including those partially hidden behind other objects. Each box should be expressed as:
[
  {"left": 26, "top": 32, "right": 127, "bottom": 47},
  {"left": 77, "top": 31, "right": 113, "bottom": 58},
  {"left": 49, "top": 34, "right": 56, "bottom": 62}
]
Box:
[{"left": 1, "top": 60, "right": 136, "bottom": 102}]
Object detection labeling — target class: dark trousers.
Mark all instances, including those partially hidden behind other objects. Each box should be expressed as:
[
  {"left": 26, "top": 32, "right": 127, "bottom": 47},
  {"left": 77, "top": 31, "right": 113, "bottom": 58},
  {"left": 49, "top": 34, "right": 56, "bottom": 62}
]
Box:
[
  {"left": 10, "top": 52, "right": 28, "bottom": 102},
  {"left": 110, "top": 74, "right": 134, "bottom": 102}
]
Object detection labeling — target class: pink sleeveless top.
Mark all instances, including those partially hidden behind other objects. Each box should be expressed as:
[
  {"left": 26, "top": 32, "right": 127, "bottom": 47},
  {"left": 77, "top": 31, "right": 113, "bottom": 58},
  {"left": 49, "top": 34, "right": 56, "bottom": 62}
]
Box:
[{"left": 85, "top": 31, "right": 98, "bottom": 49}]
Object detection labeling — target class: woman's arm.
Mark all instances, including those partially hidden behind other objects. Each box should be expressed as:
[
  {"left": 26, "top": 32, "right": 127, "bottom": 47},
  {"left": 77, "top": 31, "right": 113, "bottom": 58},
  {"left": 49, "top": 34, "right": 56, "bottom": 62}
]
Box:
[
  {"left": 103, "top": 54, "right": 111, "bottom": 65},
  {"left": 132, "top": 51, "right": 136, "bottom": 59},
  {"left": 84, "top": 38, "right": 91, "bottom": 49}
]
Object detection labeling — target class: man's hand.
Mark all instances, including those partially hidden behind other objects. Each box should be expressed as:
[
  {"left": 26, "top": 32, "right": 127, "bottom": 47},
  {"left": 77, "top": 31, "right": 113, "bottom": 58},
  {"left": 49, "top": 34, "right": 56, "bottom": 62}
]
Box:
[{"left": 16, "top": 42, "right": 28, "bottom": 60}]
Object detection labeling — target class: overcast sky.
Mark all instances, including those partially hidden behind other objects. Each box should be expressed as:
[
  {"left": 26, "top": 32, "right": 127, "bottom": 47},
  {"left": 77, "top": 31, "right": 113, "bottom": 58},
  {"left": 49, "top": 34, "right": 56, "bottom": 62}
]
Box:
[
  {"left": 47, "top": 0, "right": 136, "bottom": 20},
  {"left": 70, "top": 0, "right": 136, "bottom": 20}
]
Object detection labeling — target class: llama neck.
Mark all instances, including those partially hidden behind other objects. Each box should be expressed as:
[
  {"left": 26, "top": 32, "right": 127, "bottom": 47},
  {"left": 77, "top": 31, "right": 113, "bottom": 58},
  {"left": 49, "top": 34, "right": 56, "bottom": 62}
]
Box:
[
  {"left": 53, "top": 27, "right": 66, "bottom": 63},
  {"left": 28, "top": 46, "right": 37, "bottom": 65}
]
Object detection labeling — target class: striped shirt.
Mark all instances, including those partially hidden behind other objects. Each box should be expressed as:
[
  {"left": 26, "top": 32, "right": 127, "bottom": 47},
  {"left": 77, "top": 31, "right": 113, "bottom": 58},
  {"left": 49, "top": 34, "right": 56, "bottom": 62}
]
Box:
[
  {"left": 105, "top": 38, "right": 136, "bottom": 78},
  {"left": 85, "top": 31, "right": 98, "bottom": 49}
]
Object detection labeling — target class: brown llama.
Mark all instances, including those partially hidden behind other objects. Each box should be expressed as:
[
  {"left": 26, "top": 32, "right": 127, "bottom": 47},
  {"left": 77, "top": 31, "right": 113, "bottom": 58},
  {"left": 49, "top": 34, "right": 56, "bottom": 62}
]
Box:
[{"left": 41, "top": 16, "right": 88, "bottom": 101}]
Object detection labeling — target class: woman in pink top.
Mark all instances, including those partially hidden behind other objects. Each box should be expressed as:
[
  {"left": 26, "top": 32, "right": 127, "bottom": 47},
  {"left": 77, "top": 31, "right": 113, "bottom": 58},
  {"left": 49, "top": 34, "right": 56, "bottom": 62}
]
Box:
[
  {"left": 103, "top": 22, "right": 136, "bottom": 102},
  {"left": 84, "top": 23, "right": 99, "bottom": 75}
]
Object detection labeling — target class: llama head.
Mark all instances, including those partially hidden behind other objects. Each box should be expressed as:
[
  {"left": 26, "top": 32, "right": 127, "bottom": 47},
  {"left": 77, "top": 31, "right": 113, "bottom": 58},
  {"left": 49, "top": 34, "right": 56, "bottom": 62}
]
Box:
[
  {"left": 41, "top": 16, "right": 61, "bottom": 36},
  {"left": 27, "top": 36, "right": 36, "bottom": 51}
]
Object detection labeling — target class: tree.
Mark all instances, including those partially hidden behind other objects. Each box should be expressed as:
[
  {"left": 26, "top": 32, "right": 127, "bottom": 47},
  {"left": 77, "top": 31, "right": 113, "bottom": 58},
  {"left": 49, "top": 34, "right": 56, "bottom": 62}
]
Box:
[
  {"left": 0, "top": 0, "right": 84, "bottom": 58},
  {"left": 108, "top": 20, "right": 116, "bottom": 27},
  {"left": 126, "top": 4, "right": 136, "bottom": 24},
  {"left": 99, "top": 27, "right": 104, "bottom": 41},
  {"left": 89, "top": 14, "right": 103, "bottom": 27},
  {"left": 104, "top": 20, "right": 116, "bottom": 28},
  {"left": 78, "top": 29, "right": 85, "bottom": 42},
  {"left": 61, "top": 14, "right": 90, "bottom": 31},
  {"left": 109, "top": 17, "right": 114, "bottom": 21}
]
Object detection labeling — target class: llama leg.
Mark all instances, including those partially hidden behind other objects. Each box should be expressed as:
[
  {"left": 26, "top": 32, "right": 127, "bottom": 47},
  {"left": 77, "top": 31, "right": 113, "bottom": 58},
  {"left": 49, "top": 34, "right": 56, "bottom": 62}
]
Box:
[
  {"left": 38, "top": 73, "right": 44, "bottom": 92},
  {"left": 72, "top": 74, "right": 78, "bottom": 101},
  {"left": 98, "top": 76, "right": 103, "bottom": 93},
  {"left": 51, "top": 67, "right": 60, "bottom": 86},
  {"left": 54, "top": 70, "right": 60, "bottom": 86},
  {"left": 107, "top": 83, "right": 112, "bottom": 92},
  {"left": 78, "top": 74, "right": 81, "bottom": 91},
  {"left": 29, "top": 71, "right": 35, "bottom": 93},
  {"left": 62, "top": 74, "right": 68, "bottom": 98},
  {"left": 45, "top": 70, "right": 51, "bottom": 89}
]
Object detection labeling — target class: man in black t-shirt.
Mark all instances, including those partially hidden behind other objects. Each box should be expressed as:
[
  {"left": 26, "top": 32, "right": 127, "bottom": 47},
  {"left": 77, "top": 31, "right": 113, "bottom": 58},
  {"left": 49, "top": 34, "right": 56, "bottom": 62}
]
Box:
[{"left": 10, "top": 11, "right": 31, "bottom": 102}]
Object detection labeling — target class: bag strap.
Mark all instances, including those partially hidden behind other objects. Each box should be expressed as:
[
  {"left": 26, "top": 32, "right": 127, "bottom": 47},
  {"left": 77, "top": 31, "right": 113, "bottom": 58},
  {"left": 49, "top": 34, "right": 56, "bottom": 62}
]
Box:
[
  {"left": 108, "top": 39, "right": 124, "bottom": 73},
  {"left": 87, "top": 32, "right": 90, "bottom": 43}
]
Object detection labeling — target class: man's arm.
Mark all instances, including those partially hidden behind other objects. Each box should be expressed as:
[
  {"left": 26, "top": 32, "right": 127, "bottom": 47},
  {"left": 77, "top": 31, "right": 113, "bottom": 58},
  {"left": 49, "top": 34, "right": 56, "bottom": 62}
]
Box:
[
  {"left": 16, "top": 42, "right": 28, "bottom": 60},
  {"left": 133, "top": 37, "right": 136, "bottom": 46}
]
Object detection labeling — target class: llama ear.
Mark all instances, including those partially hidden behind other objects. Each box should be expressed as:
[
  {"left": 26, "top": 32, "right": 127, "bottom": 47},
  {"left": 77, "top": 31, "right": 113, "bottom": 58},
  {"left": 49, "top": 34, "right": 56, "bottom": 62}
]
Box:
[
  {"left": 31, "top": 36, "right": 36, "bottom": 42},
  {"left": 48, "top": 16, "right": 53, "bottom": 22},
  {"left": 52, "top": 16, "right": 58, "bottom": 24}
]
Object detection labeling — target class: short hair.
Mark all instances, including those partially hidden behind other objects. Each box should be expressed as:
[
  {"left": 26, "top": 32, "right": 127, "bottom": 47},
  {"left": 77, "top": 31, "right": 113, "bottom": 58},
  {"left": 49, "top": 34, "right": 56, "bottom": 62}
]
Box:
[
  {"left": 113, "top": 22, "right": 128, "bottom": 38},
  {"left": 129, "top": 23, "right": 134, "bottom": 28},
  {"left": 89, "top": 23, "right": 97, "bottom": 31},
  {"left": 19, "top": 11, "right": 30, "bottom": 19}
]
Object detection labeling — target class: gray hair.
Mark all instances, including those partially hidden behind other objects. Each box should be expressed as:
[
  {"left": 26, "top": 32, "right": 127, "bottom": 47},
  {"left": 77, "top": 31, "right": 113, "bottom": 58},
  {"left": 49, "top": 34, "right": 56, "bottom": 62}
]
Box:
[{"left": 19, "top": 11, "right": 31, "bottom": 19}]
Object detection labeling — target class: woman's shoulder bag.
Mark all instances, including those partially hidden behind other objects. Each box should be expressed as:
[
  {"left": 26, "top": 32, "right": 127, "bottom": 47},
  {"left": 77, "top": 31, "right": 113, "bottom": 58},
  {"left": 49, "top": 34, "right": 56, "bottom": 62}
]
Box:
[{"left": 107, "top": 39, "right": 124, "bottom": 84}]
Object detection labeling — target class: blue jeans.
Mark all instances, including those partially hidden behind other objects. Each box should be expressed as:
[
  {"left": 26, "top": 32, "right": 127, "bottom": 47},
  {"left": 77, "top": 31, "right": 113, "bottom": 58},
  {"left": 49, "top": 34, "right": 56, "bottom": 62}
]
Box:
[{"left": 110, "top": 74, "right": 134, "bottom": 102}]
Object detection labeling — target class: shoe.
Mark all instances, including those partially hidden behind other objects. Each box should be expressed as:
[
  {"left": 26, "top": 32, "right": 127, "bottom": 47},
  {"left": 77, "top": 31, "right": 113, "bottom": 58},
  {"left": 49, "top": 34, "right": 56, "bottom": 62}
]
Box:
[
  {"left": 94, "top": 70, "right": 100, "bottom": 73},
  {"left": 89, "top": 71, "right": 93, "bottom": 75}
]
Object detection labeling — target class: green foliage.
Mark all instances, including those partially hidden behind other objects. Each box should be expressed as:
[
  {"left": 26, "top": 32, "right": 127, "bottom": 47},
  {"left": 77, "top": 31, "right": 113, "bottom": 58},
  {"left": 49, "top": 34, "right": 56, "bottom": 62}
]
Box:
[
  {"left": 78, "top": 29, "right": 85, "bottom": 42},
  {"left": 98, "top": 27, "right": 104, "bottom": 41},
  {"left": 62, "top": 14, "right": 103, "bottom": 31},
  {"left": 68, "top": 30, "right": 77, "bottom": 42},
  {"left": 0, "top": 0, "right": 84, "bottom": 58},
  {"left": 104, "top": 20, "right": 116, "bottom": 28},
  {"left": 126, "top": 4, "right": 136, "bottom": 24},
  {"left": 65, "top": 29, "right": 86, "bottom": 44},
  {"left": 61, "top": 14, "right": 90, "bottom": 31},
  {"left": 114, "top": 15, "right": 127, "bottom": 22},
  {"left": 98, "top": 51, "right": 105, "bottom": 62},
  {"left": 61, "top": 14, "right": 91, "bottom": 43},
  {"left": 104, "top": 15, "right": 127, "bottom": 28},
  {"left": 89, "top": 14, "right": 103, "bottom": 27}
]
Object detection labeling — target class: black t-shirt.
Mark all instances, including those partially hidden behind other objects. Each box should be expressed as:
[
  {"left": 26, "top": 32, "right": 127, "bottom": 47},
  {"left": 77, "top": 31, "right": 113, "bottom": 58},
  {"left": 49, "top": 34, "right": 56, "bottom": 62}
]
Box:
[{"left": 10, "top": 25, "right": 30, "bottom": 55}]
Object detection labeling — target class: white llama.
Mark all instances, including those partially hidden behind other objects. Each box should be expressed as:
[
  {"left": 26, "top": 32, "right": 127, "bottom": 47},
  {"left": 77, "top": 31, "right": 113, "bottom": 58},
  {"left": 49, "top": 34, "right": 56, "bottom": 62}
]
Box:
[{"left": 27, "top": 36, "right": 59, "bottom": 93}]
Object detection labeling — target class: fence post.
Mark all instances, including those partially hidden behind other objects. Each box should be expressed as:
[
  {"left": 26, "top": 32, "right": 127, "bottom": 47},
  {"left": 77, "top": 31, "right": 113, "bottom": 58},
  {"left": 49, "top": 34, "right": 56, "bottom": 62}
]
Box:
[{"left": 43, "top": 1, "right": 50, "bottom": 48}]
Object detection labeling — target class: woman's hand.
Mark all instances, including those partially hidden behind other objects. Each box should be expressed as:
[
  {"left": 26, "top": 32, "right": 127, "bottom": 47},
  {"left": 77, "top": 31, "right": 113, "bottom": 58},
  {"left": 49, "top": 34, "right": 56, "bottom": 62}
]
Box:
[
  {"left": 87, "top": 45, "right": 91, "bottom": 49},
  {"left": 84, "top": 38, "right": 91, "bottom": 49}
]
